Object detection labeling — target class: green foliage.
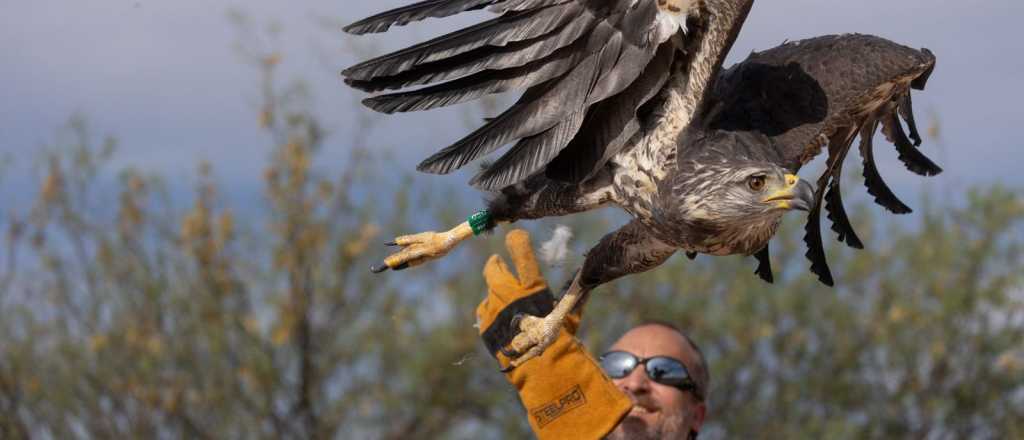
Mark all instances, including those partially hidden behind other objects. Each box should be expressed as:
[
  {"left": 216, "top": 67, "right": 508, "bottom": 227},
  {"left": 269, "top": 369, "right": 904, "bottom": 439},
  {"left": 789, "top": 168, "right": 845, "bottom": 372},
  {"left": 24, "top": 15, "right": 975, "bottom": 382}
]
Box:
[{"left": 2, "top": 26, "right": 1022, "bottom": 440}]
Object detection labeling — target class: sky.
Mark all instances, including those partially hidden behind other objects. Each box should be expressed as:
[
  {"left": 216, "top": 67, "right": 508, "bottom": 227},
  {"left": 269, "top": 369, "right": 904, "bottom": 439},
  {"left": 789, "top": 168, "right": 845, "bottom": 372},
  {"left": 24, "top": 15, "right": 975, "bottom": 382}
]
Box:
[{"left": 1, "top": 0, "right": 1022, "bottom": 208}]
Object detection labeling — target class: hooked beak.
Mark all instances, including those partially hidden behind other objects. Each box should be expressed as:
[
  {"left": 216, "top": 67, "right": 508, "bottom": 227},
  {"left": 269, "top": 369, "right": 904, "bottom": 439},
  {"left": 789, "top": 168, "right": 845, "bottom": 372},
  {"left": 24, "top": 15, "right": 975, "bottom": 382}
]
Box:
[{"left": 762, "top": 174, "right": 815, "bottom": 212}]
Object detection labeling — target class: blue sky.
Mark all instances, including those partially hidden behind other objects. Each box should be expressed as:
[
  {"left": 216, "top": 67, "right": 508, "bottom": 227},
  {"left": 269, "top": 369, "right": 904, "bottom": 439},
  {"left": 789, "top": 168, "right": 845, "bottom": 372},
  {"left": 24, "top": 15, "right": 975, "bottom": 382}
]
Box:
[{"left": 1, "top": 0, "right": 1022, "bottom": 206}]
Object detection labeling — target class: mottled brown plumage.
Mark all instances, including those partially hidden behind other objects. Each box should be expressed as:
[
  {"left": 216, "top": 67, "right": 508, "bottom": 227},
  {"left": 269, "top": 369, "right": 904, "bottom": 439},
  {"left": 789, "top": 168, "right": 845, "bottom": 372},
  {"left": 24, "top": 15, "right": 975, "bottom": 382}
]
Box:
[
  {"left": 706, "top": 34, "right": 938, "bottom": 284},
  {"left": 343, "top": 0, "right": 941, "bottom": 367}
]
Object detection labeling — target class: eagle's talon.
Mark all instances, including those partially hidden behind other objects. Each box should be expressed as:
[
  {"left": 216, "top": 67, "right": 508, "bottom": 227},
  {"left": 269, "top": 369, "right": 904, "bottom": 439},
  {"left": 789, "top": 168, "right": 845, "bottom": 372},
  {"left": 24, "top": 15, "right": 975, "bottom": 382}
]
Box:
[
  {"left": 501, "top": 314, "right": 561, "bottom": 367},
  {"left": 506, "top": 346, "right": 546, "bottom": 370},
  {"left": 498, "top": 314, "right": 529, "bottom": 361},
  {"left": 370, "top": 263, "right": 389, "bottom": 273},
  {"left": 374, "top": 223, "right": 477, "bottom": 274},
  {"left": 499, "top": 346, "right": 521, "bottom": 359},
  {"left": 509, "top": 313, "right": 525, "bottom": 333}
]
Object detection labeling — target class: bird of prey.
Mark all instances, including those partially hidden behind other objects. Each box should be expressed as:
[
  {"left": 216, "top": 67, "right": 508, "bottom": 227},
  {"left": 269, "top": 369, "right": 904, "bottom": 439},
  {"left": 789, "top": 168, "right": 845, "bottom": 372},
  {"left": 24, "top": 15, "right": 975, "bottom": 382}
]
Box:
[{"left": 342, "top": 0, "right": 940, "bottom": 368}]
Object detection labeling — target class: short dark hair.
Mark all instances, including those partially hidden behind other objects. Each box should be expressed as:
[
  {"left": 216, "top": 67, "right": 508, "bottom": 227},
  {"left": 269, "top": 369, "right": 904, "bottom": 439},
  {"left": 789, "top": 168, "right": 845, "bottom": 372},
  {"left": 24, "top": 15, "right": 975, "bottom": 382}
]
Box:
[{"left": 633, "top": 320, "right": 710, "bottom": 403}]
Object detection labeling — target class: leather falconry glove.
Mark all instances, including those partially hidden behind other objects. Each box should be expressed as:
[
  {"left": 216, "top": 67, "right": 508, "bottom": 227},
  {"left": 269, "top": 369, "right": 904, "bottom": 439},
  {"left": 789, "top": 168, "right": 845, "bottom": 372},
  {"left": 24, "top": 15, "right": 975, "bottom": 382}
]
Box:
[{"left": 477, "top": 229, "right": 631, "bottom": 440}]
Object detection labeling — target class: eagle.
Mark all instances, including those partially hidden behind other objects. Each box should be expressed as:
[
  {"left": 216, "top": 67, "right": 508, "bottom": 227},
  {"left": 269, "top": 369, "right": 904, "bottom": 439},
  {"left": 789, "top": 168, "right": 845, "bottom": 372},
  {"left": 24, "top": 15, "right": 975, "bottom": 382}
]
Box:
[{"left": 342, "top": 0, "right": 940, "bottom": 368}]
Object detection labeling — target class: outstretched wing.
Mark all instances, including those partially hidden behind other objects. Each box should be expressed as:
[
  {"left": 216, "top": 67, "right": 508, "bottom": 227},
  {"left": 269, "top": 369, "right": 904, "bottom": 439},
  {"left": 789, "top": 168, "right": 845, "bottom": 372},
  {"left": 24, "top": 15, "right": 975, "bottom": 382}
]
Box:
[
  {"left": 343, "top": 0, "right": 690, "bottom": 190},
  {"left": 707, "top": 34, "right": 939, "bottom": 285}
]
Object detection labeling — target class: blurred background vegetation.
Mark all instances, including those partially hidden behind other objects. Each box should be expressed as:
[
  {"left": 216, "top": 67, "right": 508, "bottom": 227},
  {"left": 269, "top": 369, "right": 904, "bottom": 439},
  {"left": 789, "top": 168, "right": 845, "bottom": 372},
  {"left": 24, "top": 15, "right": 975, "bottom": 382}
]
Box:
[{"left": 2, "top": 13, "right": 1024, "bottom": 440}]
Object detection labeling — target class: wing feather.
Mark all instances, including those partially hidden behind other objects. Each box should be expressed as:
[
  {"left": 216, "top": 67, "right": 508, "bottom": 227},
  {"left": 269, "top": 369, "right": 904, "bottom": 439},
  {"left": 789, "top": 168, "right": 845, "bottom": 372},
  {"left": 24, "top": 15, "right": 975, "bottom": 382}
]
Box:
[
  {"left": 897, "top": 93, "right": 922, "bottom": 145},
  {"left": 824, "top": 133, "right": 864, "bottom": 250},
  {"left": 344, "top": 2, "right": 576, "bottom": 82},
  {"left": 346, "top": 10, "right": 592, "bottom": 93},
  {"left": 880, "top": 105, "right": 942, "bottom": 176},
  {"left": 753, "top": 244, "right": 773, "bottom": 284},
  {"left": 470, "top": 110, "right": 587, "bottom": 189},
  {"left": 344, "top": 0, "right": 503, "bottom": 35},
  {"left": 414, "top": 1, "right": 672, "bottom": 175},
  {"left": 417, "top": 33, "right": 618, "bottom": 174},
  {"left": 860, "top": 119, "right": 912, "bottom": 215},
  {"left": 465, "top": 4, "right": 673, "bottom": 188},
  {"left": 546, "top": 42, "right": 676, "bottom": 183},
  {"left": 709, "top": 34, "right": 939, "bottom": 285},
  {"left": 802, "top": 129, "right": 857, "bottom": 287},
  {"left": 361, "top": 43, "right": 581, "bottom": 113},
  {"left": 344, "top": 0, "right": 684, "bottom": 186}
]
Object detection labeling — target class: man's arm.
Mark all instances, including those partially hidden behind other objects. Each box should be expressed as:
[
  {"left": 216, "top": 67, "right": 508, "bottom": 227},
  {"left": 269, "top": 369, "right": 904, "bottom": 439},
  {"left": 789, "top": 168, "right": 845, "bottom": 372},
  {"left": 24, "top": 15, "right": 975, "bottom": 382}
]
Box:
[{"left": 476, "top": 230, "right": 632, "bottom": 439}]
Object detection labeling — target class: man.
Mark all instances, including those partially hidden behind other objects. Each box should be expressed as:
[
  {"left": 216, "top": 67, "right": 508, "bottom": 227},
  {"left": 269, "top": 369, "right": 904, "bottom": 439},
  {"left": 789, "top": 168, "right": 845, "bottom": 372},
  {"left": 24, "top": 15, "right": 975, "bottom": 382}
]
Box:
[
  {"left": 604, "top": 322, "right": 709, "bottom": 440},
  {"left": 477, "top": 230, "right": 709, "bottom": 440}
]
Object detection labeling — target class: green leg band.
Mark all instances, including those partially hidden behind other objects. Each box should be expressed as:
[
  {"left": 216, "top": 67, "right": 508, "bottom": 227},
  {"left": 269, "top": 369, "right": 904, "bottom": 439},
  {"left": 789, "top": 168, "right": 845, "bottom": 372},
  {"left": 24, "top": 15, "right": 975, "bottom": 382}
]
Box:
[{"left": 468, "top": 210, "right": 493, "bottom": 236}]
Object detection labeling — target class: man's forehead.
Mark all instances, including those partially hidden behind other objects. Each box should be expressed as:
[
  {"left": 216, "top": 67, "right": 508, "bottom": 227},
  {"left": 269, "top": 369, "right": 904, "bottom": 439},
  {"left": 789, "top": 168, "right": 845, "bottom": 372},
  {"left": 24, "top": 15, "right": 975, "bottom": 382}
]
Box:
[{"left": 610, "top": 324, "right": 693, "bottom": 362}]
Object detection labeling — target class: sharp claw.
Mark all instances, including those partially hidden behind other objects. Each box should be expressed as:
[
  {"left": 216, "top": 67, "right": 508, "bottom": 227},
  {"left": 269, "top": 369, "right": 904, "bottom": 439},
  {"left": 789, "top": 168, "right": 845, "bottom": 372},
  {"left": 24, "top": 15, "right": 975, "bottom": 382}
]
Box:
[
  {"left": 393, "top": 262, "right": 410, "bottom": 271},
  {"left": 499, "top": 364, "right": 517, "bottom": 373},
  {"left": 516, "top": 347, "right": 544, "bottom": 366},
  {"left": 385, "top": 241, "right": 398, "bottom": 247},
  {"left": 500, "top": 346, "right": 521, "bottom": 359},
  {"left": 370, "top": 263, "right": 389, "bottom": 273},
  {"left": 510, "top": 313, "right": 525, "bottom": 332}
]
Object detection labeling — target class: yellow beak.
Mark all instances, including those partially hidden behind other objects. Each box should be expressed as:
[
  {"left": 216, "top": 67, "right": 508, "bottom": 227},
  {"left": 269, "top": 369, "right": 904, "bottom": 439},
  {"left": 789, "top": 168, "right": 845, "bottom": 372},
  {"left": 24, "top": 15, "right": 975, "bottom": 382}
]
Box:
[{"left": 762, "top": 174, "right": 814, "bottom": 211}]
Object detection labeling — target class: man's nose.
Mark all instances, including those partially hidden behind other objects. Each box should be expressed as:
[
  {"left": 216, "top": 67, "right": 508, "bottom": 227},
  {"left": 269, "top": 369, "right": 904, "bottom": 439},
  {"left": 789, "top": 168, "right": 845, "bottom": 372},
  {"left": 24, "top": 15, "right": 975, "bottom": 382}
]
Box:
[{"left": 615, "top": 365, "right": 651, "bottom": 394}]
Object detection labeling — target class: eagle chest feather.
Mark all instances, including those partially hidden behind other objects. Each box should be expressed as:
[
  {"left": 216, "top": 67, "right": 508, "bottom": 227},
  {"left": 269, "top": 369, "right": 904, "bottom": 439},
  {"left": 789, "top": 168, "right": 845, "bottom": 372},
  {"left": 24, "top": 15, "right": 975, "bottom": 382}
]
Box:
[
  {"left": 608, "top": 7, "right": 737, "bottom": 233},
  {"left": 610, "top": 69, "right": 694, "bottom": 222}
]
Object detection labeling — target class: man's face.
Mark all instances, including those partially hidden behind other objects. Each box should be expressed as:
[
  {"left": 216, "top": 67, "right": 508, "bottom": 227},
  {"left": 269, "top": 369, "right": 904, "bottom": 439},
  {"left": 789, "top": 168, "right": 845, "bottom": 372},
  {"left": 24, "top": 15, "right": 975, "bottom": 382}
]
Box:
[{"left": 606, "top": 325, "right": 706, "bottom": 440}]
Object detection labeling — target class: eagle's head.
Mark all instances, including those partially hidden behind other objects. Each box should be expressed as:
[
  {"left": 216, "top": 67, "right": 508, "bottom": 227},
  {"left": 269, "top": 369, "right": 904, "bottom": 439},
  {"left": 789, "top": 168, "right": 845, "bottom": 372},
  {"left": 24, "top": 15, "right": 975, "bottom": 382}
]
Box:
[{"left": 663, "top": 130, "right": 815, "bottom": 255}]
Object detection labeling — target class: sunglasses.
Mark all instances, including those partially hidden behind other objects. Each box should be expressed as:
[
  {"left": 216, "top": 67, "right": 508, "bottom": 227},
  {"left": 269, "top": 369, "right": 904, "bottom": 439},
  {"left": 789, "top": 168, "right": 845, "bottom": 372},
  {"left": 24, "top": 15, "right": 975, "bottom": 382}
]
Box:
[{"left": 599, "top": 350, "right": 700, "bottom": 398}]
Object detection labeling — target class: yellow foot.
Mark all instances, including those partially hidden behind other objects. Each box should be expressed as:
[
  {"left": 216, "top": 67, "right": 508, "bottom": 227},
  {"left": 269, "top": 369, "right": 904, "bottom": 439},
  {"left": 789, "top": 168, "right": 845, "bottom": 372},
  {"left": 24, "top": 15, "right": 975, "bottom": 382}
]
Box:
[
  {"left": 498, "top": 271, "right": 586, "bottom": 371},
  {"left": 370, "top": 222, "right": 474, "bottom": 273},
  {"left": 499, "top": 313, "right": 563, "bottom": 372}
]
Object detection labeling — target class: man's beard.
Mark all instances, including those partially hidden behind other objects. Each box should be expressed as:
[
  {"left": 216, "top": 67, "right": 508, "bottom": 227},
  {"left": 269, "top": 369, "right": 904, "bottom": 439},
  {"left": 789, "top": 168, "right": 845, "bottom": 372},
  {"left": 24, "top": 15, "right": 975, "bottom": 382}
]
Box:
[{"left": 606, "top": 411, "right": 685, "bottom": 440}]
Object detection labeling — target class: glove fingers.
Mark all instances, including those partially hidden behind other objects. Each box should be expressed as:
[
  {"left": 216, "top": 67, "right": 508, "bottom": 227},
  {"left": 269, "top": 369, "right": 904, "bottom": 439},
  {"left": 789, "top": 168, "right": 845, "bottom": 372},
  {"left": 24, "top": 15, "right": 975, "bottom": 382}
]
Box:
[
  {"left": 484, "top": 254, "right": 511, "bottom": 280},
  {"left": 505, "top": 229, "right": 543, "bottom": 288},
  {"left": 483, "top": 254, "right": 517, "bottom": 301}
]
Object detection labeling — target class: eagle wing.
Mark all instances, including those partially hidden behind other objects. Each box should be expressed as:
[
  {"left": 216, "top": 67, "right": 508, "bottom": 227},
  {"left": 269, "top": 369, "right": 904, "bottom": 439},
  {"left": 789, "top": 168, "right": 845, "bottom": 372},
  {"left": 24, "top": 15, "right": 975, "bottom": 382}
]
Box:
[
  {"left": 343, "top": 0, "right": 689, "bottom": 190},
  {"left": 706, "top": 34, "right": 939, "bottom": 285}
]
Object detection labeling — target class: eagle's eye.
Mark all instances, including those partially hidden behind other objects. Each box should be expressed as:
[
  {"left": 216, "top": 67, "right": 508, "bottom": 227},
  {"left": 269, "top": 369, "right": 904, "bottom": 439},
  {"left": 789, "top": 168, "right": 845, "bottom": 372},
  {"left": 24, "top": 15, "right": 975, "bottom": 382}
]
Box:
[{"left": 747, "top": 175, "right": 767, "bottom": 192}]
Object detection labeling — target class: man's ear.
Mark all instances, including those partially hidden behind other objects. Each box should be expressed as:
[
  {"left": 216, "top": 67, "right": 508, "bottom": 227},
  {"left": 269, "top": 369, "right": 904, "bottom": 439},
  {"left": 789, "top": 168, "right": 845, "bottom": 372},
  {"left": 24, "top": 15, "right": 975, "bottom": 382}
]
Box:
[{"left": 693, "top": 402, "right": 707, "bottom": 431}]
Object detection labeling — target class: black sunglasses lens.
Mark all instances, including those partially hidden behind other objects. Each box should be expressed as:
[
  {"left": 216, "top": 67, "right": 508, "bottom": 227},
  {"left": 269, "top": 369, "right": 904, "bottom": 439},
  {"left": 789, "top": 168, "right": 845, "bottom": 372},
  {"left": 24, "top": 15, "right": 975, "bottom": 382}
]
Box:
[
  {"left": 600, "top": 351, "right": 637, "bottom": 379},
  {"left": 645, "top": 357, "right": 690, "bottom": 387}
]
